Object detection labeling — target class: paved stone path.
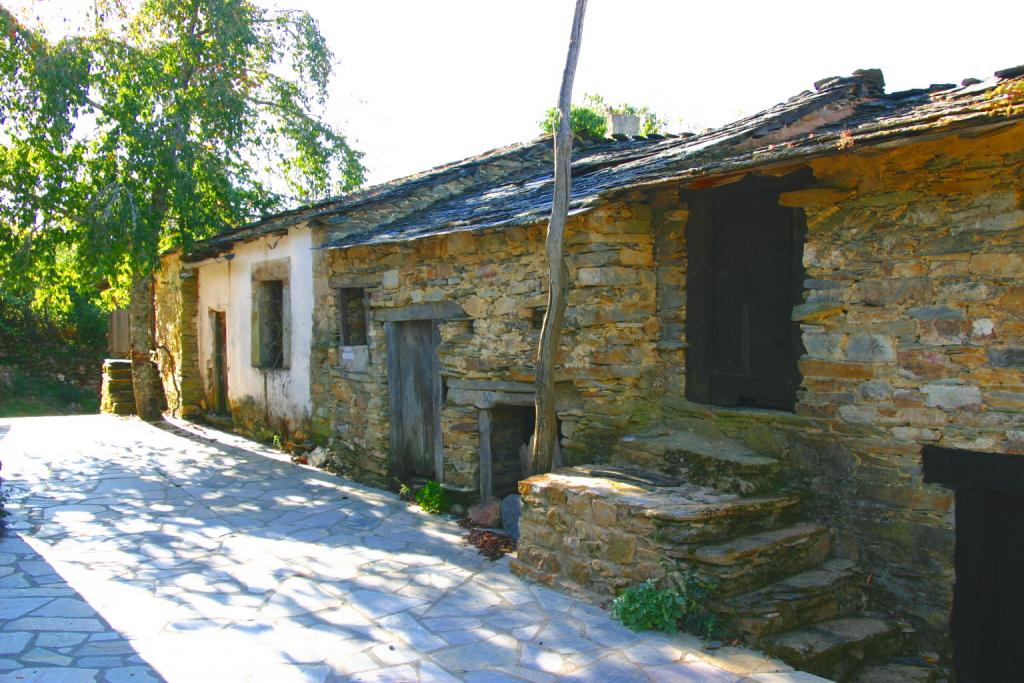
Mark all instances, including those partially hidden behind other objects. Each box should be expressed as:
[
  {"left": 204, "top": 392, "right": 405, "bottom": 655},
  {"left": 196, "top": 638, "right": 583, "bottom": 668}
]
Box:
[{"left": 0, "top": 415, "right": 826, "bottom": 682}]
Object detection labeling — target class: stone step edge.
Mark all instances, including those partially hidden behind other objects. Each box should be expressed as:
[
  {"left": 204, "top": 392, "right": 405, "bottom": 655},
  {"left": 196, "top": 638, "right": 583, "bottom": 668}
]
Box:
[
  {"left": 638, "top": 493, "right": 802, "bottom": 524},
  {"left": 761, "top": 616, "right": 902, "bottom": 667},
  {"left": 686, "top": 523, "right": 828, "bottom": 566},
  {"left": 618, "top": 434, "right": 777, "bottom": 471},
  {"left": 712, "top": 559, "right": 861, "bottom": 639},
  {"left": 716, "top": 558, "right": 859, "bottom": 613}
]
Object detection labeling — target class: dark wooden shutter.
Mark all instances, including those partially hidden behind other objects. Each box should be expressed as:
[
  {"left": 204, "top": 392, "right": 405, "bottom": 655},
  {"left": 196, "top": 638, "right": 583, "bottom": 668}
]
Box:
[{"left": 685, "top": 173, "right": 807, "bottom": 411}]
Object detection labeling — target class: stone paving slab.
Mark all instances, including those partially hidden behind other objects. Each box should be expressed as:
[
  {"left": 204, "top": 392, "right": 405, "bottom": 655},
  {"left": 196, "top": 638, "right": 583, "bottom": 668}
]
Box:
[{"left": 0, "top": 414, "right": 817, "bottom": 682}]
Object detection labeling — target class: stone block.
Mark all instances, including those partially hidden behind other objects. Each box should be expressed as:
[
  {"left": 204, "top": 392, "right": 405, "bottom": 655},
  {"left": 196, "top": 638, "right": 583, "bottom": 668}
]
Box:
[
  {"left": 606, "top": 535, "right": 637, "bottom": 564},
  {"left": 591, "top": 499, "right": 617, "bottom": 527},
  {"left": 906, "top": 305, "right": 963, "bottom": 320},
  {"left": 918, "top": 319, "right": 972, "bottom": 346},
  {"left": 799, "top": 360, "right": 874, "bottom": 380},
  {"left": 576, "top": 266, "right": 640, "bottom": 287},
  {"left": 858, "top": 381, "right": 892, "bottom": 402},
  {"left": 970, "top": 253, "right": 1024, "bottom": 277},
  {"left": 922, "top": 384, "right": 982, "bottom": 410},
  {"left": 857, "top": 278, "right": 932, "bottom": 306},
  {"left": 469, "top": 498, "right": 501, "bottom": 527},
  {"left": 845, "top": 334, "right": 896, "bottom": 363},
  {"left": 971, "top": 318, "right": 995, "bottom": 340},
  {"left": 989, "top": 348, "right": 1024, "bottom": 368},
  {"left": 792, "top": 301, "right": 844, "bottom": 322}
]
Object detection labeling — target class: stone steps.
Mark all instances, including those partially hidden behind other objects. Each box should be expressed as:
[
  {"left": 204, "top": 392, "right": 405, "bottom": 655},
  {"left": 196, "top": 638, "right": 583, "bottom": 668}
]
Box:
[
  {"left": 675, "top": 522, "right": 832, "bottom": 596},
  {"left": 514, "top": 456, "right": 909, "bottom": 680},
  {"left": 714, "top": 558, "right": 860, "bottom": 639},
  {"left": 762, "top": 617, "right": 904, "bottom": 681},
  {"left": 614, "top": 423, "right": 779, "bottom": 494},
  {"left": 101, "top": 359, "right": 135, "bottom": 416}
]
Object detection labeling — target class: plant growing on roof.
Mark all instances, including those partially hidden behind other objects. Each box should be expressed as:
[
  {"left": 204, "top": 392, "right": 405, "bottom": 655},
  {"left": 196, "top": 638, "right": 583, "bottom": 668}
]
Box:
[{"left": 539, "top": 93, "right": 668, "bottom": 138}]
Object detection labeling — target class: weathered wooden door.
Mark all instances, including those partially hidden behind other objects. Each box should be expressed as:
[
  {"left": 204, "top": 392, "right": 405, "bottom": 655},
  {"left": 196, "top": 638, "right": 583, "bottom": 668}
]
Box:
[
  {"left": 922, "top": 446, "right": 1024, "bottom": 681},
  {"left": 211, "top": 310, "right": 228, "bottom": 415},
  {"left": 952, "top": 488, "right": 1024, "bottom": 681},
  {"left": 686, "top": 174, "right": 806, "bottom": 411},
  {"left": 386, "top": 320, "right": 441, "bottom": 480},
  {"left": 710, "top": 188, "right": 801, "bottom": 409}
]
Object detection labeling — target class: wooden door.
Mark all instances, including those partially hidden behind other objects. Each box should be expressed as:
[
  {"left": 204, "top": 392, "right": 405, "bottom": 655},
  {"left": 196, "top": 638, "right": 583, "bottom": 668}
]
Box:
[
  {"left": 953, "top": 488, "right": 1024, "bottom": 681},
  {"left": 922, "top": 446, "right": 1024, "bottom": 681},
  {"left": 386, "top": 320, "right": 441, "bottom": 480},
  {"left": 710, "top": 189, "right": 801, "bottom": 409},
  {"left": 685, "top": 174, "right": 806, "bottom": 412},
  {"left": 211, "top": 310, "right": 228, "bottom": 415}
]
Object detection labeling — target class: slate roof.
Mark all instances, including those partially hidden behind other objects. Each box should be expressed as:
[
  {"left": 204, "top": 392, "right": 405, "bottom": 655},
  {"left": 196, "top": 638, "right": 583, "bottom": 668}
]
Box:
[{"left": 183, "top": 65, "right": 1024, "bottom": 260}]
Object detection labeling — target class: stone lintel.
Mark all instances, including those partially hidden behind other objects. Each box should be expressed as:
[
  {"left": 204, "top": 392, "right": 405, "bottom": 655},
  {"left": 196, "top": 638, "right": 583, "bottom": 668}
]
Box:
[{"left": 372, "top": 301, "right": 467, "bottom": 322}]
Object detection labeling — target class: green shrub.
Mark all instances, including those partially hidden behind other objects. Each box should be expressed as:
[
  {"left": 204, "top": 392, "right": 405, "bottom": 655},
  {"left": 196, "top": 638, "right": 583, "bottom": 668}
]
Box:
[
  {"left": 611, "top": 580, "right": 685, "bottom": 633},
  {"left": 415, "top": 480, "right": 449, "bottom": 514},
  {"left": 612, "top": 568, "right": 726, "bottom": 639}
]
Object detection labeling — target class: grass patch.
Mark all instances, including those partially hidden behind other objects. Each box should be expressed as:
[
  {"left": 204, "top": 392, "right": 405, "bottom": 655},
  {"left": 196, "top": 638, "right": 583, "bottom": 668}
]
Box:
[{"left": 0, "top": 365, "right": 100, "bottom": 417}]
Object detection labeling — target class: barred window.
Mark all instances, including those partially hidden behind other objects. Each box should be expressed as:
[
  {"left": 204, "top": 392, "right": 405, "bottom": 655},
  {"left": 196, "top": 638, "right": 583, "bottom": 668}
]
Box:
[{"left": 255, "top": 280, "right": 285, "bottom": 368}]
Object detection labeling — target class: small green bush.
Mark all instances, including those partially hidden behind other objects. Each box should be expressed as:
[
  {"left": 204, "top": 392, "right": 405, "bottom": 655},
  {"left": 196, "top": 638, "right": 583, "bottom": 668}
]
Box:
[
  {"left": 612, "top": 568, "right": 726, "bottom": 639},
  {"left": 611, "top": 580, "right": 685, "bottom": 633},
  {"left": 415, "top": 480, "right": 449, "bottom": 514}
]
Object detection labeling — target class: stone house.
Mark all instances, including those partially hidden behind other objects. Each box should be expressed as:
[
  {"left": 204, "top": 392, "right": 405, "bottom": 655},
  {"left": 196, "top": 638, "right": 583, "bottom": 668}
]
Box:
[{"left": 154, "top": 66, "right": 1024, "bottom": 679}]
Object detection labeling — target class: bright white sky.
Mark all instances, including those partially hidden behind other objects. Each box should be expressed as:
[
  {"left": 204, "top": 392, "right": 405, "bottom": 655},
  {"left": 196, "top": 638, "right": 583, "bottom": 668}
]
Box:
[{"left": 14, "top": 0, "right": 1024, "bottom": 186}]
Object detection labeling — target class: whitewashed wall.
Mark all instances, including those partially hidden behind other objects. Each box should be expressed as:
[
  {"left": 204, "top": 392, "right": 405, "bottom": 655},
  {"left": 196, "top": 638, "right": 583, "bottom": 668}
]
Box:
[{"left": 193, "top": 225, "right": 314, "bottom": 427}]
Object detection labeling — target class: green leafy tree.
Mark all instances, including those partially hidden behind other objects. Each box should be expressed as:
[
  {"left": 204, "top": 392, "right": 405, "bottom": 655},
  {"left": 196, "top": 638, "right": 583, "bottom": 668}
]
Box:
[
  {"left": 0, "top": 0, "right": 364, "bottom": 418},
  {"left": 539, "top": 93, "right": 667, "bottom": 138}
]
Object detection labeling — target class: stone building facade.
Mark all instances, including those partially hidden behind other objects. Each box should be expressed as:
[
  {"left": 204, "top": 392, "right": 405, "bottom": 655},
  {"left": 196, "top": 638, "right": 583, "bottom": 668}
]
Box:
[{"left": 154, "top": 68, "right": 1024, "bottom": 676}]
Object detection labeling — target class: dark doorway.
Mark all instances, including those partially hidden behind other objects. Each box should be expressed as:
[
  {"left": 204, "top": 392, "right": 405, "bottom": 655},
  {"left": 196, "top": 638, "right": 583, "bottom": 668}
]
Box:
[
  {"left": 685, "top": 173, "right": 807, "bottom": 411},
  {"left": 386, "top": 320, "right": 441, "bottom": 481},
  {"left": 490, "top": 405, "right": 535, "bottom": 498},
  {"left": 923, "top": 446, "right": 1024, "bottom": 682},
  {"left": 210, "top": 310, "right": 229, "bottom": 415}
]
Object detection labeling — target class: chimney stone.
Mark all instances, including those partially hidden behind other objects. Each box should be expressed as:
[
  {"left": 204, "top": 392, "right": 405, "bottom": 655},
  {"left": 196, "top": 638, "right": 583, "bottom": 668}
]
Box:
[{"left": 606, "top": 112, "right": 641, "bottom": 137}]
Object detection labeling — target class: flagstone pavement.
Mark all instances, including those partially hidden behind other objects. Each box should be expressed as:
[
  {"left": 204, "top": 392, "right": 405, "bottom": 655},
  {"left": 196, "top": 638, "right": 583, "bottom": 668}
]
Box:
[{"left": 0, "top": 415, "right": 828, "bottom": 683}]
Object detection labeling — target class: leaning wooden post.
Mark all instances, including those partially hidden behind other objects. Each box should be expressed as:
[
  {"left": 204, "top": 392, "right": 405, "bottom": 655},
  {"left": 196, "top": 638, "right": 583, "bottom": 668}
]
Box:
[{"left": 531, "top": 0, "right": 588, "bottom": 475}]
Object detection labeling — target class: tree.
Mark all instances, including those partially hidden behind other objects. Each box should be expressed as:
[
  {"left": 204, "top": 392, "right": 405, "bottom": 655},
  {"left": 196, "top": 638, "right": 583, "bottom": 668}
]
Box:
[
  {"left": 539, "top": 93, "right": 666, "bottom": 138},
  {"left": 531, "top": 0, "right": 587, "bottom": 476},
  {"left": 0, "top": 0, "right": 364, "bottom": 419}
]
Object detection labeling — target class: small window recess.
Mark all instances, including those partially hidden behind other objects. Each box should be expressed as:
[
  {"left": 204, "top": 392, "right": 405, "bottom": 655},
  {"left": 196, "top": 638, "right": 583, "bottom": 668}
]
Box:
[
  {"left": 254, "top": 280, "right": 286, "bottom": 369},
  {"left": 338, "top": 287, "right": 368, "bottom": 347}
]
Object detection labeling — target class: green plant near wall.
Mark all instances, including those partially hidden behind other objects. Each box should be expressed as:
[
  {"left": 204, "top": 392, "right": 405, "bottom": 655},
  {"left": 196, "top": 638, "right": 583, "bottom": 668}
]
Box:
[
  {"left": 611, "top": 580, "right": 685, "bottom": 633},
  {"left": 611, "top": 565, "right": 726, "bottom": 639},
  {"left": 415, "top": 480, "right": 449, "bottom": 514}
]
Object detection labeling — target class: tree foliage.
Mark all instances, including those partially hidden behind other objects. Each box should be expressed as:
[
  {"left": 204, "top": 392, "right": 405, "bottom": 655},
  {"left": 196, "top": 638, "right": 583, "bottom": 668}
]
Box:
[
  {"left": 0, "top": 0, "right": 365, "bottom": 311},
  {"left": 539, "top": 93, "right": 667, "bottom": 138}
]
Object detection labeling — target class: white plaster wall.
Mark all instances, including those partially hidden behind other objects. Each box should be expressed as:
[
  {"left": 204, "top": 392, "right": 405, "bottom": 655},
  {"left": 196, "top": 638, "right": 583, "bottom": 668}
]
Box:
[{"left": 194, "top": 225, "right": 313, "bottom": 426}]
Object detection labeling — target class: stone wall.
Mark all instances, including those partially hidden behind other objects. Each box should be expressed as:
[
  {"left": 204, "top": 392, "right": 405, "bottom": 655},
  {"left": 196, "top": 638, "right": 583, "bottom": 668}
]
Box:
[
  {"left": 646, "top": 123, "right": 1024, "bottom": 645},
  {"left": 310, "top": 203, "right": 664, "bottom": 490},
  {"left": 154, "top": 252, "right": 202, "bottom": 418}
]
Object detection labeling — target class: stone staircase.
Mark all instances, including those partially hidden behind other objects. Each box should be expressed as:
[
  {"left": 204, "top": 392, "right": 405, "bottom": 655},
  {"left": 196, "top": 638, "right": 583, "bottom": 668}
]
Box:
[
  {"left": 100, "top": 359, "right": 136, "bottom": 415},
  {"left": 512, "top": 421, "right": 919, "bottom": 681}
]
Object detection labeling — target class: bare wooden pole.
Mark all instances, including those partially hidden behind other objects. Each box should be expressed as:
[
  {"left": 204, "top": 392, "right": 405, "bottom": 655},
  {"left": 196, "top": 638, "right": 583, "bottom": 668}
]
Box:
[{"left": 531, "top": 0, "right": 587, "bottom": 475}]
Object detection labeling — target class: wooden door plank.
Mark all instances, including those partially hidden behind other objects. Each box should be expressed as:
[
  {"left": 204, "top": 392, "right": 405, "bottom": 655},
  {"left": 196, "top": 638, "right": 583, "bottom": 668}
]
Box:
[{"left": 385, "top": 321, "right": 405, "bottom": 480}]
